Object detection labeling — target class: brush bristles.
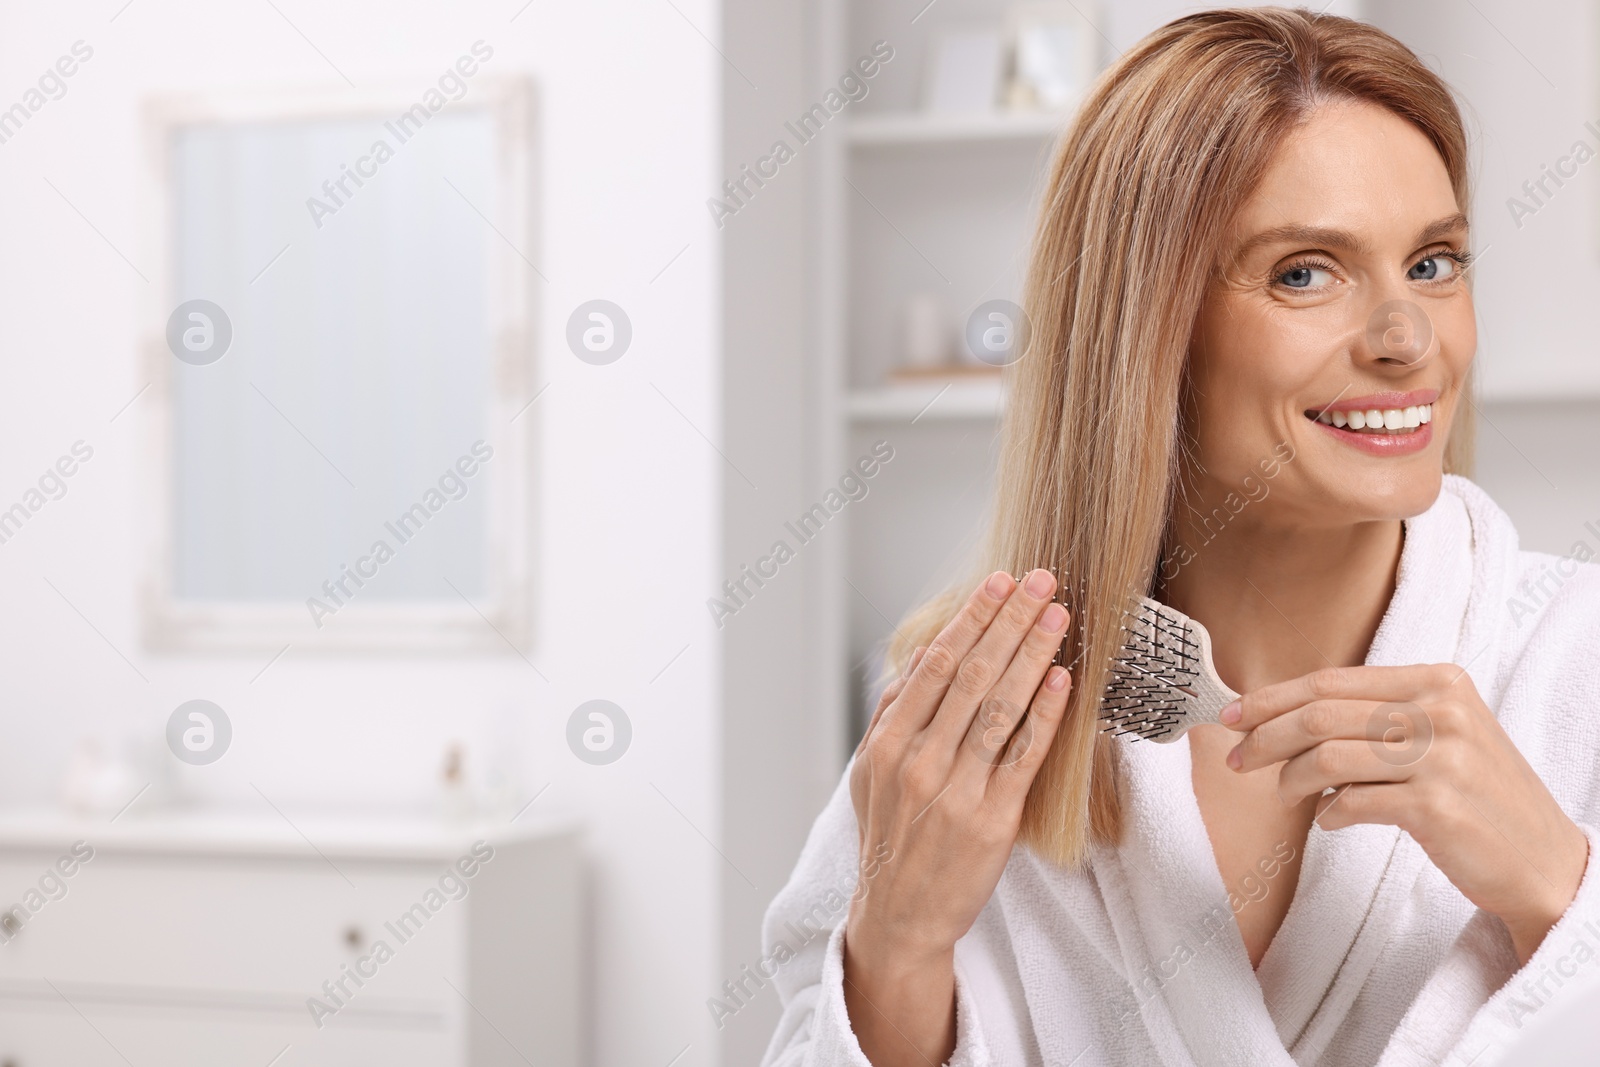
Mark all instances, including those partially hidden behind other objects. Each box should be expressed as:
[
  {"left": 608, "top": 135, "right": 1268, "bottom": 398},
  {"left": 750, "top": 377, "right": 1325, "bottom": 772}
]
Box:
[
  {"left": 1005, "top": 571, "right": 1209, "bottom": 741},
  {"left": 1099, "top": 599, "right": 1204, "bottom": 742}
]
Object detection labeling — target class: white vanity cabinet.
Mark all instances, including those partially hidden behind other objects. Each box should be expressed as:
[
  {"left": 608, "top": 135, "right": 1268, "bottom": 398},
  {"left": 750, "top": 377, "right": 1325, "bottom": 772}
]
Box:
[{"left": 0, "top": 813, "right": 582, "bottom": 1066}]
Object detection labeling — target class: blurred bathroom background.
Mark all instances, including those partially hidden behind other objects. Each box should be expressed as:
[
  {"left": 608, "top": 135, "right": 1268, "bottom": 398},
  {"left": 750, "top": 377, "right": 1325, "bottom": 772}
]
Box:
[{"left": 0, "top": 0, "right": 1595, "bottom": 1063}]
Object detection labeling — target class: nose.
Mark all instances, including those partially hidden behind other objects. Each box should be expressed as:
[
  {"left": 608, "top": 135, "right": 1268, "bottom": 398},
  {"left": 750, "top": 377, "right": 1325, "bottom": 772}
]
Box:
[{"left": 1360, "top": 296, "right": 1439, "bottom": 371}]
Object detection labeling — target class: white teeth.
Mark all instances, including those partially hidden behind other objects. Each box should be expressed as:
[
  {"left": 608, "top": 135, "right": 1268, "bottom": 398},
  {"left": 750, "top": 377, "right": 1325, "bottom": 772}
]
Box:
[{"left": 1313, "top": 402, "right": 1434, "bottom": 434}]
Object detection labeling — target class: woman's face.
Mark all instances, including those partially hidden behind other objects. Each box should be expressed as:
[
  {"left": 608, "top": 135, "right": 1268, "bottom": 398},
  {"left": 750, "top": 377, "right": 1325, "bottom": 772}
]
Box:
[{"left": 1187, "top": 100, "right": 1475, "bottom": 527}]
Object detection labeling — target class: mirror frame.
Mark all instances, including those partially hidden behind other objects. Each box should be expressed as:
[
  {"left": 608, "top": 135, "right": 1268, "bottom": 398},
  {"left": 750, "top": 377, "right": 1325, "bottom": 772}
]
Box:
[{"left": 138, "top": 78, "right": 539, "bottom": 656}]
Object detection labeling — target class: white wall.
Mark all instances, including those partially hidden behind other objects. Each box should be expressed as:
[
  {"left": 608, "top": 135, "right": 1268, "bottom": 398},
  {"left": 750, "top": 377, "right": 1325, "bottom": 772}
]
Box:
[
  {"left": 1357, "top": 0, "right": 1600, "bottom": 555},
  {"left": 1069, "top": 0, "right": 1600, "bottom": 550},
  {"left": 717, "top": 0, "right": 829, "bottom": 1063},
  {"left": 1368, "top": 0, "right": 1600, "bottom": 399},
  {"left": 0, "top": 2, "right": 721, "bottom": 1065},
  {"left": 1118, "top": 0, "right": 1600, "bottom": 401}
]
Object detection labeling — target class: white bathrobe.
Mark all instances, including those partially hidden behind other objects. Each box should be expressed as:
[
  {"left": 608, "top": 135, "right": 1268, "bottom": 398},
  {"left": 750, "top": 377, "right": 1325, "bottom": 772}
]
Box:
[{"left": 760, "top": 476, "right": 1600, "bottom": 1066}]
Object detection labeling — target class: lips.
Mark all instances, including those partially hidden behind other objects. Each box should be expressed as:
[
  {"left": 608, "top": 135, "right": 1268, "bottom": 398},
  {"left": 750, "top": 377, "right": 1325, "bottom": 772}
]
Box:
[
  {"left": 1308, "top": 403, "right": 1431, "bottom": 434},
  {"left": 1303, "top": 389, "right": 1440, "bottom": 456}
]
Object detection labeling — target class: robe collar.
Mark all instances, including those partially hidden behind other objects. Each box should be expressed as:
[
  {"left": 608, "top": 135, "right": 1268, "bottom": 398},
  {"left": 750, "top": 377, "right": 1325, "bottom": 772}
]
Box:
[{"left": 1082, "top": 482, "right": 1484, "bottom": 1063}]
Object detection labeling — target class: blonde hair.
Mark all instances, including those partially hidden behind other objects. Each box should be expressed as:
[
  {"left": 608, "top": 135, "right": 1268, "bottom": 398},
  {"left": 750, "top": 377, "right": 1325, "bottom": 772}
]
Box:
[{"left": 885, "top": 7, "right": 1475, "bottom": 867}]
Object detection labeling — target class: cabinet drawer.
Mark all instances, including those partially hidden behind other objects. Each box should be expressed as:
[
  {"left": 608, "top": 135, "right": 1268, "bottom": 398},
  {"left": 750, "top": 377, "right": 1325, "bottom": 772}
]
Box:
[
  {"left": 0, "top": 1001, "right": 455, "bottom": 1067},
  {"left": 0, "top": 856, "right": 466, "bottom": 1002}
]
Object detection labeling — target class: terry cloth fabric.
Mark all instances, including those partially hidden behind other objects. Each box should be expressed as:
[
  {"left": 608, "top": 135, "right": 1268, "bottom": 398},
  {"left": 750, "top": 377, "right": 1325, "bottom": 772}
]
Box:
[{"left": 759, "top": 475, "right": 1600, "bottom": 1067}]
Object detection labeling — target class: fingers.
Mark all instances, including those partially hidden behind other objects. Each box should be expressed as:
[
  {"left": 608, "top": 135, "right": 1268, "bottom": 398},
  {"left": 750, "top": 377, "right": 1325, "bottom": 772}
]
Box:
[
  {"left": 855, "top": 647, "right": 926, "bottom": 761},
  {"left": 1223, "top": 664, "right": 1458, "bottom": 731},
  {"left": 1313, "top": 782, "right": 1410, "bottom": 831},
  {"left": 1230, "top": 699, "right": 1374, "bottom": 772},
  {"left": 989, "top": 663, "right": 1073, "bottom": 805},
  {"left": 938, "top": 598, "right": 1069, "bottom": 762},
  {"left": 922, "top": 569, "right": 1058, "bottom": 745},
  {"left": 875, "top": 572, "right": 1020, "bottom": 737},
  {"left": 1275, "top": 739, "right": 1411, "bottom": 806}
]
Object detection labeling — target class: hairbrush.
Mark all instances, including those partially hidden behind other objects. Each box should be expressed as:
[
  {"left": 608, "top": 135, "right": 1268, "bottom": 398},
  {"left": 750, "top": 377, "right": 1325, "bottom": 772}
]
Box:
[
  {"left": 1008, "top": 571, "right": 1236, "bottom": 743},
  {"left": 1100, "top": 596, "right": 1239, "bottom": 743}
]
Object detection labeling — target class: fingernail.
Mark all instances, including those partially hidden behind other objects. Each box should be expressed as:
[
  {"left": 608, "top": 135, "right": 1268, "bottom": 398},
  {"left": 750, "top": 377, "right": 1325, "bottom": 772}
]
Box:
[
  {"left": 1227, "top": 744, "right": 1242, "bottom": 770},
  {"left": 906, "top": 646, "right": 927, "bottom": 675},
  {"left": 1046, "top": 666, "right": 1068, "bottom": 691},
  {"left": 1024, "top": 569, "right": 1054, "bottom": 597},
  {"left": 1039, "top": 603, "right": 1067, "bottom": 631},
  {"left": 986, "top": 572, "right": 1014, "bottom": 600},
  {"left": 1219, "top": 701, "right": 1241, "bottom": 725}
]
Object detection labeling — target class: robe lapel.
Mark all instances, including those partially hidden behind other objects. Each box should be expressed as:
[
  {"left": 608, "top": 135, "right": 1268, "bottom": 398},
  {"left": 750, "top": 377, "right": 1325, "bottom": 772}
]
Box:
[
  {"left": 1259, "top": 489, "right": 1476, "bottom": 1059},
  {"left": 1089, "top": 487, "right": 1475, "bottom": 1064},
  {"left": 1094, "top": 735, "right": 1300, "bottom": 1065}
]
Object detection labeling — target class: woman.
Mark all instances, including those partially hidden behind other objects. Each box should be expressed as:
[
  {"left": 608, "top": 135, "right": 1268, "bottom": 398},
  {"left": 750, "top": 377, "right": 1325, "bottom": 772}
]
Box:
[{"left": 761, "top": 8, "right": 1600, "bottom": 1066}]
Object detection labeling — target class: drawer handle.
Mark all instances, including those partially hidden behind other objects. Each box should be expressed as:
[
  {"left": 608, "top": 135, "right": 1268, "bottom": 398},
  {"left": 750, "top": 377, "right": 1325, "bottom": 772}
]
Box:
[
  {"left": 0, "top": 912, "right": 21, "bottom": 939},
  {"left": 343, "top": 925, "right": 365, "bottom": 950}
]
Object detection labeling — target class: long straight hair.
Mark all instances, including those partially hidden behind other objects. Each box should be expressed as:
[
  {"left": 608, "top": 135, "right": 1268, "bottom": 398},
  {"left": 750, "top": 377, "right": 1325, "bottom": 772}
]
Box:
[{"left": 885, "top": 7, "right": 1475, "bottom": 867}]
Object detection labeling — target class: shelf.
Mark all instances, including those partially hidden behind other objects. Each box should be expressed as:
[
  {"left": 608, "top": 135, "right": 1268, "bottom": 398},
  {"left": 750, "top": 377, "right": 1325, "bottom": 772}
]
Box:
[
  {"left": 847, "top": 377, "right": 1005, "bottom": 421},
  {"left": 847, "top": 108, "right": 1071, "bottom": 146}
]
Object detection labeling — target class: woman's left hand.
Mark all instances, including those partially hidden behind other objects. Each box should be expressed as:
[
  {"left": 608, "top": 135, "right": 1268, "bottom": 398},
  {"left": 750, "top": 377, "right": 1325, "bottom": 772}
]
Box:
[{"left": 1221, "top": 663, "right": 1591, "bottom": 965}]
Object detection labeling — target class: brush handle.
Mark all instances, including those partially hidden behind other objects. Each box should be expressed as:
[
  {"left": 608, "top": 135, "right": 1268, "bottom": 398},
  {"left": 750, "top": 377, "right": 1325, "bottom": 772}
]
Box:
[{"left": 1153, "top": 608, "right": 1241, "bottom": 743}]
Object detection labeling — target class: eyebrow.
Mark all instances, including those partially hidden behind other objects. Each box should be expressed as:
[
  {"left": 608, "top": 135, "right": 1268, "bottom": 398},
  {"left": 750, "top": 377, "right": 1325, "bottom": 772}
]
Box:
[{"left": 1231, "top": 212, "right": 1469, "bottom": 261}]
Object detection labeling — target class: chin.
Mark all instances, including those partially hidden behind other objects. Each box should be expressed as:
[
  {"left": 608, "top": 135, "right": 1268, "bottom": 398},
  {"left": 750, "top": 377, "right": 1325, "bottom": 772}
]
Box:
[
  {"left": 1282, "top": 395, "right": 1451, "bottom": 520},
  {"left": 1298, "top": 431, "right": 1446, "bottom": 523}
]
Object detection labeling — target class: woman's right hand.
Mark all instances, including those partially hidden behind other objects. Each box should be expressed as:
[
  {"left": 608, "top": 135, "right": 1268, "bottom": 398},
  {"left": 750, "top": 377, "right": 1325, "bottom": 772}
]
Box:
[{"left": 842, "top": 569, "right": 1074, "bottom": 1066}]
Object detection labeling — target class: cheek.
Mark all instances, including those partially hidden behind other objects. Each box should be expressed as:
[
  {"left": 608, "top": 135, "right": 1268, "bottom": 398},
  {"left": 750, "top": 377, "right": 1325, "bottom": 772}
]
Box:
[
  {"left": 1438, "top": 300, "right": 1476, "bottom": 374},
  {"left": 1431, "top": 297, "right": 1476, "bottom": 426},
  {"left": 1189, "top": 300, "right": 1328, "bottom": 460}
]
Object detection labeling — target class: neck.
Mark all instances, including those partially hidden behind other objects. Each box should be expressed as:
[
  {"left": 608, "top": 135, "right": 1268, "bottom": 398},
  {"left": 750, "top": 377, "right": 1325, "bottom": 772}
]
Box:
[{"left": 1158, "top": 500, "right": 1403, "bottom": 695}]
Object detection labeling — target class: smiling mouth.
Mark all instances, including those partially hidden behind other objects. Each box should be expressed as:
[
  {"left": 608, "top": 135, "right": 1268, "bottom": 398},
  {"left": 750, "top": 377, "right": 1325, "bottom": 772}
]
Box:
[{"left": 1304, "top": 403, "right": 1432, "bottom": 435}]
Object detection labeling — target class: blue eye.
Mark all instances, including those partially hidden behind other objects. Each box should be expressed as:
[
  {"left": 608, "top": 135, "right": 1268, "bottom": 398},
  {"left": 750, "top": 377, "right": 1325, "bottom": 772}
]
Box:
[
  {"left": 1409, "top": 255, "right": 1455, "bottom": 281},
  {"left": 1278, "top": 263, "right": 1334, "bottom": 289}
]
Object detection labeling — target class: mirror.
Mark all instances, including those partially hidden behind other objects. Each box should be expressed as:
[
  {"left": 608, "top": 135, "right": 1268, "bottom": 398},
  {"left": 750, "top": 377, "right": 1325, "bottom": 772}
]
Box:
[{"left": 141, "top": 80, "right": 537, "bottom": 653}]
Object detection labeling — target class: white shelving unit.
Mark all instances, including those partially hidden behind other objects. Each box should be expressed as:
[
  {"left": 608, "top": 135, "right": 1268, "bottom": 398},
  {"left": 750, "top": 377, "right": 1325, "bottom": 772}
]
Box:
[
  {"left": 847, "top": 107, "right": 1072, "bottom": 146},
  {"left": 846, "top": 376, "right": 1006, "bottom": 421},
  {"left": 811, "top": 1, "right": 1105, "bottom": 746}
]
